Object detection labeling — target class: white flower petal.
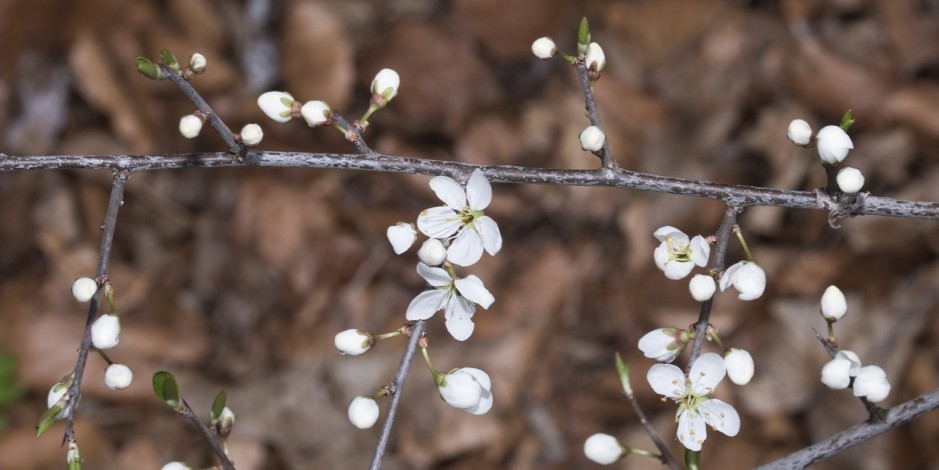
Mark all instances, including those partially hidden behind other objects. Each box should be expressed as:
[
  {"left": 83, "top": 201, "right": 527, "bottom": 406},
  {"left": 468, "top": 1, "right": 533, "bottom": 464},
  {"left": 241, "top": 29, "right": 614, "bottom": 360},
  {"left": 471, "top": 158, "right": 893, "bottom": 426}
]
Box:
[
  {"left": 439, "top": 369, "right": 483, "bottom": 410},
  {"left": 647, "top": 364, "right": 685, "bottom": 398},
  {"left": 461, "top": 367, "right": 492, "bottom": 391},
  {"left": 734, "top": 263, "right": 766, "bottom": 301},
  {"left": 690, "top": 235, "right": 710, "bottom": 267},
  {"left": 689, "top": 353, "right": 726, "bottom": 395},
  {"left": 444, "top": 295, "right": 476, "bottom": 341},
  {"left": 699, "top": 399, "right": 740, "bottom": 437},
  {"left": 454, "top": 275, "right": 494, "bottom": 309},
  {"left": 653, "top": 245, "right": 669, "bottom": 271},
  {"left": 820, "top": 357, "right": 852, "bottom": 390},
  {"left": 835, "top": 350, "right": 862, "bottom": 376},
  {"left": 406, "top": 290, "right": 448, "bottom": 320},
  {"left": 447, "top": 228, "right": 485, "bottom": 266},
  {"left": 719, "top": 261, "right": 742, "bottom": 292},
  {"left": 465, "top": 169, "right": 492, "bottom": 210},
  {"left": 386, "top": 223, "right": 417, "bottom": 254},
  {"left": 476, "top": 216, "right": 502, "bottom": 256},
  {"left": 816, "top": 125, "right": 853, "bottom": 164},
  {"left": 417, "top": 206, "right": 463, "bottom": 239},
  {"left": 654, "top": 226, "right": 685, "bottom": 243},
  {"left": 677, "top": 408, "right": 707, "bottom": 451},
  {"left": 638, "top": 328, "right": 682, "bottom": 363},
  {"left": 416, "top": 263, "right": 454, "bottom": 287},
  {"left": 429, "top": 176, "right": 467, "bottom": 210},
  {"left": 664, "top": 260, "right": 694, "bottom": 280}
]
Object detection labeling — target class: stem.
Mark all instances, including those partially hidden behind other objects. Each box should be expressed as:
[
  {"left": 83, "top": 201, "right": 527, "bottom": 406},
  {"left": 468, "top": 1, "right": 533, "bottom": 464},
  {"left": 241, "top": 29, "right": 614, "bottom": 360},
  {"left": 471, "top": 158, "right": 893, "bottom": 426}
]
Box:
[
  {"left": 624, "top": 381, "right": 681, "bottom": 470},
  {"left": 735, "top": 228, "right": 754, "bottom": 262},
  {"left": 574, "top": 60, "right": 614, "bottom": 168},
  {"left": 159, "top": 65, "right": 243, "bottom": 156},
  {"left": 178, "top": 399, "right": 235, "bottom": 470},
  {"left": 369, "top": 320, "right": 426, "bottom": 470}
]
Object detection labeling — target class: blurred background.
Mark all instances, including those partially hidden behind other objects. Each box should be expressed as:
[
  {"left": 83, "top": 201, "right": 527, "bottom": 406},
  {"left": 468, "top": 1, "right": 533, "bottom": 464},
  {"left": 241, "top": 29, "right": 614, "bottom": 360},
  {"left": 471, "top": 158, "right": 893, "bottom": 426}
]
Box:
[{"left": 1, "top": 0, "right": 939, "bottom": 468}]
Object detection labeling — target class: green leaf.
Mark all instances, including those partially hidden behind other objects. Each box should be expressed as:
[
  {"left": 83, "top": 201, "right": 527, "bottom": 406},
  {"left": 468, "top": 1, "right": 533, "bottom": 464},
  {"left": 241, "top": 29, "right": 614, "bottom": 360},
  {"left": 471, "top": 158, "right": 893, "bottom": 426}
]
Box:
[
  {"left": 152, "top": 371, "right": 180, "bottom": 408},
  {"left": 35, "top": 405, "right": 62, "bottom": 437},
  {"left": 839, "top": 109, "right": 855, "bottom": 131},
  {"left": 159, "top": 48, "right": 180, "bottom": 72},
  {"left": 577, "top": 17, "right": 591, "bottom": 55},
  {"left": 210, "top": 390, "right": 227, "bottom": 422},
  {"left": 135, "top": 57, "right": 164, "bottom": 80},
  {"left": 614, "top": 352, "right": 632, "bottom": 396}
]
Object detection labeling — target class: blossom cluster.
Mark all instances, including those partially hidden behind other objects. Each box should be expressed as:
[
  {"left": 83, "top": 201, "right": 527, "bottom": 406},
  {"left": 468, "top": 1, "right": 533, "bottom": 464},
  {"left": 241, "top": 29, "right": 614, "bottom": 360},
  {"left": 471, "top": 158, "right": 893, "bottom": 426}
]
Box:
[{"left": 788, "top": 117, "right": 864, "bottom": 194}]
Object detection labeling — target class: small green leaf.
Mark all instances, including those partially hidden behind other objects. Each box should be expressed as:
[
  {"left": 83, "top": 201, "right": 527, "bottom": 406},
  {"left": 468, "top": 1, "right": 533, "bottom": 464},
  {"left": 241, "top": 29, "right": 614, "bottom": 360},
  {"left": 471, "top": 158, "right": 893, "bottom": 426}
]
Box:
[
  {"left": 68, "top": 459, "right": 81, "bottom": 470},
  {"left": 210, "top": 390, "right": 227, "bottom": 422},
  {"left": 614, "top": 352, "right": 632, "bottom": 396},
  {"left": 135, "top": 57, "right": 164, "bottom": 80},
  {"left": 577, "top": 17, "right": 591, "bottom": 55},
  {"left": 159, "top": 48, "right": 180, "bottom": 72},
  {"left": 152, "top": 371, "right": 180, "bottom": 408},
  {"left": 840, "top": 109, "right": 855, "bottom": 131},
  {"left": 35, "top": 405, "right": 62, "bottom": 437}
]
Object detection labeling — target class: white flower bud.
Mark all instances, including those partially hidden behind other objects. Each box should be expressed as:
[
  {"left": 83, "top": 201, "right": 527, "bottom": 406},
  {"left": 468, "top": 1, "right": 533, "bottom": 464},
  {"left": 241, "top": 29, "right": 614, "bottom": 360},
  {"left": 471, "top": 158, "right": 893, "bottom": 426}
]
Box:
[
  {"left": 579, "top": 125, "right": 606, "bottom": 152},
  {"left": 104, "top": 363, "right": 133, "bottom": 390},
  {"left": 438, "top": 368, "right": 493, "bottom": 415},
  {"left": 531, "top": 37, "right": 557, "bottom": 59},
  {"left": 348, "top": 396, "right": 380, "bottom": 429},
  {"left": 820, "top": 285, "right": 847, "bottom": 321},
  {"left": 719, "top": 261, "right": 766, "bottom": 301},
  {"left": 239, "top": 123, "right": 263, "bottom": 147},
  {"left": 816, "top": 125, "right": 853, "bottom": 164},
  {"left": 257, "top": 91, "right": 295, "bottom": 123},
  {"left": 787, "top": 119, "right": 813, "bottom": 146},
  {"left": 188, "top": 53, "right": 207, "bottom": 74},
  {"left": 334, "top": 329, "right": 373, "bottom": 355},
  {"left": 91, "top": 314, "right": 121, "bottom": 350},
  {"left": 47, "top": 382, "right": 71, "bottom": 420},
  {"left": 585, "top": 42, "right": 606, "bottom": 72},
  {"left": 386, "top": 222, "right": 417, "bottom": 254},
  {"left": 836, "top": 167, "right": 865, "bottom": 193},
  {"left": 638, "top": 328, "right": 685, "bottom": 363},
  {"left": 724, "top": 348, "right": 754, "bottom": 385},
  {"left": 417, "top": 239, "right": 448, "bottom": 266},
  {"left": 161, "top": 463, "right": 192, "bottom": 470},
  {"left": 853, "top": 365, "right": 890, "bottom": 402},
  {"left": 584, "top": 433, "right": 624, "bottom": 465},
  {"left": 820, "top": 351, "right": 861, "bottom": 390},
  {"left": 178, "top": 114, "right": 203, "bottom": 139},
  {"left": 217, "top": 406, "right": 235, "bottom": 436},
  {"left": 71, "top": 277, "right": 98, "bottom": 302},
  {"left": 371, "top": 68, "right": 400, "bottom": 104},
  {"left": 688, "top": 274, "right": 716, "bottom": 302},
  {"left": 300, "top": 100, "right": 331, "bottom": 127}
]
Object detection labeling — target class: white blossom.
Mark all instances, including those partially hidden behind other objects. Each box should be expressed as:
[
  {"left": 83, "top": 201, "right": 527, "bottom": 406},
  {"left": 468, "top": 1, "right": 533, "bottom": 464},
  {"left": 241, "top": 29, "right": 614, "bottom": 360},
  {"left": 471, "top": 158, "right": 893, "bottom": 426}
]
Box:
[
  {"left": 188, "top": 53, "right": 207, "bottom": 74},
  {"left": 257, "top": 91, "right": 295, "bottom": 123},
  {"left": 585, "top": 42, "right": 606, "bottom": 72},
  {"left": 836, "top": 167, "right": 865, "bottom": 193},
  {"left": 386, "top": 222, "right": 417, "bottom": 254},
  {"left": 406, "top": 263, "right": 494, "bottom": 341},
  {"left": 71, "top": 277, "right": 98, "bottom": 302},
  {"left": 816, "top": 125, "right": 853, "bottom": 164},
  {"left": 531, "top": 37, "right": 557, "bottom": 59},
  {"left": 579, "top": 125, "right": 606, "bottom": 152},
  {"left": 820, "top": 285, "right": 847, "bottom": 321},
  {"left": 437, "top": 368, "right": 493, "bottom": 415},
  {"left": 820, "top": 350, "right": 861, "bottom": 390},
  {"left": 348, "top": 396, "right": 380, "bottom": 429},
  {"left": 853, "top": 365, "right": 890, "bottom": 402},
  {"left": 371, "top": 68, "right": 400, "bottom": 104},
  {"left": 417, "top": 169, "right": 502, "bottom": 266},
  {"left": 300, "top": 100, "right": 331, "bottom": 127},
  {"left": 583, "top": 433, "right": 624, "bottom": 465},
  {"left": 104, "top": 363, "right": 133, "bottom": 390},
  {"left": 334, "top": 329, "right": 373, "bottom": 356},
  {"left": 638, "top": 328, "right": 686, "bottom": 363},
  {"left": 653, "top": 226, "right": 710, "bottom": 280},
  {"left": 417, "top": 238, "right": 448, "bottom": 266},
  {"left": 178, "top": 114, "right": 203, "bottom": 139},
  {"left": 787, "top": 119, "right": 813, "bottom": 146},
  {"left": 647, "top": 353, "right": 740, "bottom": 451},
  {"left": 239, "top": 123, "right": 263, "bottom": 147},
  {"left": 724, "top": 348, "right": 754, "bottom": 386},
  {"left": 91, "top": 314, "right": 121, "bottom": 350},
  {"left": 689, "top": 274, "right": 716, "bottom": 302},
  {"left": 719, "top": 261, "right": 766, "bottom": 301}
]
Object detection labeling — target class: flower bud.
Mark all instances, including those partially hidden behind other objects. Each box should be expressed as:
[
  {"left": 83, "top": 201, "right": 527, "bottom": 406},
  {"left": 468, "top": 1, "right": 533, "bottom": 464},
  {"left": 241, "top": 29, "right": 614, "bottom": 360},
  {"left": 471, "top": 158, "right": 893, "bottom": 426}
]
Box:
[
  {"left": 787, "top": 119, "right": 812, "bottom": 146},
  {"left": 47, "top": 381, "right": 72, "bottom": 420},
  {"left": 584, "top": 433, "right": 624, "bottom": 465},
  {"left": 257, "top": 91, "right": 295, "bottom": 123},
  {"left": 638, "top": 328, "right": 686, "bottom": 363},
  {"left": 531, "top": 37, "right": 557, "bottom": 59},
  {"left": 724, "top": 348, "right": 754, "bottom": 385},
  {"left": 91, "top": 313, "right": 121, "bottom": 350},
  {"left": 418, "top": 239, "right": 447, "bottom": 266},
  {"left": 836, "top": 167, "right": 865, "bottom": 193},
  {"left": 334, "top": 329, "right": 374, "bottom": 355},
  {"left": 820, "top": 350, "right": 861, "bottom": 390},
  {"left": 579, "top": 125, "right": 605, "bottom": 152},
  {"left": 719, "top": 261, "right": 766, "bottom": 301},
  {"left": 371, "top": 68, "right": 400, "bottom": 106},
  {"left": 438, "top": 368, "right": 493, "bottom": 415},
  {"left": 688, "top": 274, "right": 716, "bottom": 302},
  {"left": 300, "top": 100, "right": 331, "bottom": 127},
  {"left": 217, "top": 406, "right": 235, "bottom": 436},
  {"left": 104, "top": 363, "right": 133, "bottom": 390},
  {"left": 820, "top": 285, "right": 847, "bottom": 321},
  {"left": 816, "top": 125, "right": 853, "bottom": 164},
  {"left": 853, "top": 365, "right": 890, "bottom": 402},
  {"left": 585, "top": 42, "right": 606, "bottom": 72},
  {"left": 239, "top": 123, "right": 263, "bottom": 147},
  {"left": 188, "top": 53, "right": 207, "bottom": 74},
  {"left": 348, "top": 396, "right": 380, "bottom": 429},
  {"left": 71, "top": 277, "right": 98, "bottom": 302},
  {"left": 386, "top": 222, "right": 417, "bottom": 254},
  {"left": 178, "top": 114, "right": 204, "bottom": 139}
]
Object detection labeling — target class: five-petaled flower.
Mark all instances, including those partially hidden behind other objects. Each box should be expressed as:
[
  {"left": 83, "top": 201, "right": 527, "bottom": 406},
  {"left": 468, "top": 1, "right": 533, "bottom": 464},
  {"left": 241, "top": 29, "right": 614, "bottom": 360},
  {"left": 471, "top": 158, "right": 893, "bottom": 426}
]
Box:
[
  {"left": 406, "top": 263, "right": 494, "bottom": 340},
  {"left": 417, "top": 169, "right": 502, "bottom": 267},
  {"left": 647, "top": 353, "right": 740, "bottom": 451},
  {"left": 653, "top": 226, "right": 710, "bottom": 280}
]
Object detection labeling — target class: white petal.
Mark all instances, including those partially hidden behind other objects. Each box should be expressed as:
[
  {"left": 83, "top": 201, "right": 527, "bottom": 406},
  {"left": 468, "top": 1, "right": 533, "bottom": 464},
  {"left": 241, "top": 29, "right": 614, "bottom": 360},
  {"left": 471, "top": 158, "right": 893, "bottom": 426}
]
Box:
[
  {"left": 460, "top": 367, "right": 492, "bottom": 391},
  {"left": 454, "top": 275, "right": 494, "bottom": 308},
  {"left": 429, "top": 176, "right": 467, "bottom": 210},
  {"left": 476, "top": 216, "right": 502, "bottom": 256},
  {"left": 638, "top": 328, "right": 681, "bottom": 363},
  {"left": 689, "top": 353, "right": 726, "bottom": 394},
  {"left": 646, "top": 364, "right": 685, "bottom": 398},
  {"left": 386, "top": 223, "right": 417, "bottom": 254},
  {"left": 664, "top": 260, "right": 694, "bottom": 280},
  {"left": 465, "top": 169, "right": 492, "bottom": 210},
  {"left": 699, "top": 399, "right": 740, "bottom": 437},
  {"left": 719, "top": 261, "right": 743, "bottom": 292},
  {"left": 653, "top": 226, "right": 685, "bottom": 243},
  {"left": 816, "top": 125, "right": 853, "bottom": 164},
  {"left": 470, "top": 386, "right": 493, "bottom": 414},
  {"left": 447, "top": 228, "right": 485, "bottom": 266},
  {"left": 653, "top": 245, "right": 669, "bottom": 271},
  {"left": 734, "top": 263, "right": 766, "bottom": 301},
  {"left": 406, "top": 290, "right": 447, "bottom": 320},
  {"left": 445, "top": 295, "right": 476, "bottom": 341},
  {"left": 690, "top": 235, "right": 711, "bottom": 267},
  {"left": 835, "top": 350, "right": 862, "bottom": 376},
  {"left": 416, "top": 263, "right": 453, "bottom": 287},
  {"left": 677, "top": 409, "right": 707, "bottom": 451},
  {"left": 820, "top": 357, "right": 852, "bottom": 390},
  {"left": 417, "top": 206, "right": 463, "bottom": 239}
]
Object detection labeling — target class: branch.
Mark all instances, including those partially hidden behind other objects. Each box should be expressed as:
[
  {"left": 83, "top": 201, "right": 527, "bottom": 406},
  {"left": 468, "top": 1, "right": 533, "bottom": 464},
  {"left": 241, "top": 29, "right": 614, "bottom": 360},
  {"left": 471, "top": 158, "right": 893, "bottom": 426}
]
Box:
[
  {"left": 177, "top": 399, "right": 236, "bottom": 470},
  {"left": 623, "top": 382, "right": 681, "bottom": 470},
  {"left": 3, "top": 152, "right": 939, "bottom": 220},
  {"left": 574, "top": 61, "right": 614, "bottom": 168},
  {"left": 159, "top": 64, "right": 243, "bottom": 156}
]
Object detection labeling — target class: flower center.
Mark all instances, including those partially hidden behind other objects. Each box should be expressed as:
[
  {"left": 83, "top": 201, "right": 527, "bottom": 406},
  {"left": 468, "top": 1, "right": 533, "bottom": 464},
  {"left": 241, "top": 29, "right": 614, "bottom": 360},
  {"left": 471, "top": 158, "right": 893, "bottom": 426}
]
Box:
[
  {"left": 665, "top": 236, "right": 692, "bottom": 262},
  {"left": 460, "top": 208, "right": 483, "bottom": 226}
]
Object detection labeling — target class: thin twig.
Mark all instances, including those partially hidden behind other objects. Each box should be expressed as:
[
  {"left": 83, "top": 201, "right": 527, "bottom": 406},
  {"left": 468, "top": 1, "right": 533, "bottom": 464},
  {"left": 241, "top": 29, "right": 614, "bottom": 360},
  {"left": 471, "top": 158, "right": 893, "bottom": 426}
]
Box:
[
  {"left": 369, "top": 320, "right": 426, "bottom": 470},
  {"left": 624, "top": 387, "right": 681, "bottom": 470},
  {"left": 159, "top": 64, "right": 244, "bottom": 156},
  {"left": 574, "top": 61, "right": 614, "bottom": 168},
  {"left": 813, "top": 331, "right": 886, "bottom": 421},
  {"left": 178, "top": 399, "right": 236, "bottom": 470}
]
